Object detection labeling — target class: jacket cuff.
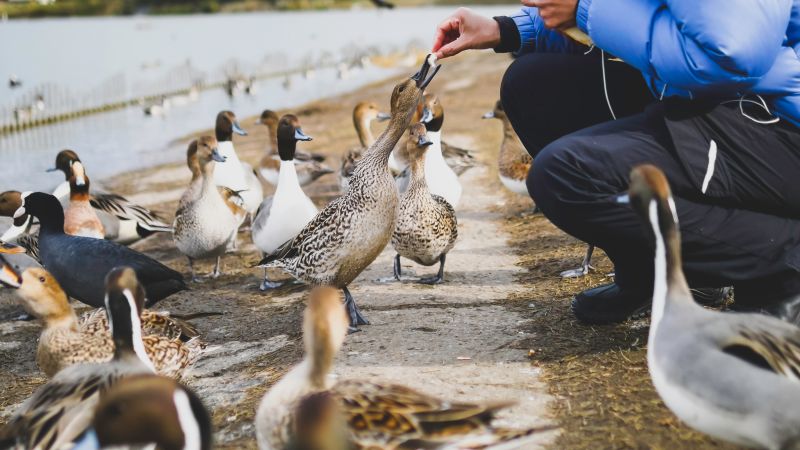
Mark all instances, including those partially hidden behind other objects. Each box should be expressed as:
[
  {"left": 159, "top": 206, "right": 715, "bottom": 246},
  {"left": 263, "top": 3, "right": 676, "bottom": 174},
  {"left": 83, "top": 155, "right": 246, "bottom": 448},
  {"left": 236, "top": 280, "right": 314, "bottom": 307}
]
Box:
[
  {"left": 493, "top": 16, "right": 521, "bottom": 53},
  {"left": 576, "top": 0, "right": 591, "bottom": 32}
]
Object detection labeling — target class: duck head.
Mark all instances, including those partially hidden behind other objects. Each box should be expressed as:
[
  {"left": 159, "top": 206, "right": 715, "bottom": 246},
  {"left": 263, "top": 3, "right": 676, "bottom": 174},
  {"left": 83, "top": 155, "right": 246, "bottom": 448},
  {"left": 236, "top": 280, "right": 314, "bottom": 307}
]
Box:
[
  {"left": 277, "top": 114, "right": 312, "bottom": 162},
  {"left": 0, "top": 255, "right": 22, "bottom": 288},
  {"left": 47, "top": 149, "right": 81, "bottom": 180},
  {"left": 406, "top": 122, "right": 434, "bottom": 162},
  {"left": 215, "top": 111, "right": 247, "bottom": 142},
  {"left": 69, "top": 160, "right": 91, "bottom": 197},
  {"left": 416, "top": 93, "right": 444, "bottom": 132},
  {"left": 75, "top": 375, "right": 212, "bottom": 450},
  {"left": 104, "top": 266, "right": 154, "bottom": 370},
  {"left": 388, "top": 55, "right": 441, "bottom": 121},
  {"left": 189, "top": 136, "right": 224, "bottom": 176},
  {"left": 0, "top": 191, "right": 29, "bottom": 226},
  {"left": 628, "top": 164, "right": 678, "bottom": 234},
  {"left": 13, "top": 192, "right": 64, "bottom": 232},
  {"left": 5, "top": 265, "right": 72, "bottom": 324},
  {"left": 353, "top": 101, "right": 390, "bottom": 125},
  {"left": 305, "top": 287, "right": 349, "bottom": 389},
  {"left": 256, "top": 109, "right": 280, "bottom": 129},
  {"left": 482, "top": 99, "right": 506, "bottom": 121}
]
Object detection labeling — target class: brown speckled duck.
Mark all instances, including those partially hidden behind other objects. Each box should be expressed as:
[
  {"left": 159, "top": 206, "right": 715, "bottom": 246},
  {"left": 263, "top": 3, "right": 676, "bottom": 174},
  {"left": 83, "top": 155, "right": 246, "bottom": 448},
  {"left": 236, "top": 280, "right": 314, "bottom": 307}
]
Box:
[
  {"left": 258, "top": 57, "right": 441, "bottom": 331},
  {"left": 482, "top": 99, "right": 532, "bottom": 197},
  {"left": 392, "top": 123, "right": 458, "bottom": 285}
]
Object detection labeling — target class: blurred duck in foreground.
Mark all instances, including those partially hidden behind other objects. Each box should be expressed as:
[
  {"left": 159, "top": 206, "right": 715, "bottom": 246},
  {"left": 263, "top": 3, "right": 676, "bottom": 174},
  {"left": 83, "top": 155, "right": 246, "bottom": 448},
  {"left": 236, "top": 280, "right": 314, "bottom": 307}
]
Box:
[
  {"left": 482, "top": 100, "right": 532, "bottom": 199},
  {"left": 392, "top": 123, "right": 458, "bottom": 285},
  {"left": 72, "top": 374, "right": 212, "bottom": 450},
  {"left": 256, "top": 109, "right": 332, "bottom": 187},
  {"left": 48, "top": 150, "right": 173, "bottom": 244},
  {"left": 339, "top": 101, "right": 391, "bottom": 192},
  {"left": 628, "top": 165, "right": 800, "bottom": 449},
  {"left": 0, "top": 257, "right": 201, "bottom": 378},
  {"left": 252, "top": 115, "right": 319, "bottom": 290},
  {"left": 14, "top": 192, "right": 187, "bottom": 308},
  {"left": 256, "top": 287, "right": 554, "bottom": 450},
  {"left": 0, "top": 240, "right": 40, "bottom": 274},
  {"left": 0, "top": 267, "right": 155, "bottom": 449},
  {"left": 63, "top": 158, "right": 104, "bottom": 239},
  {"left": 213, "top": 110, "right": 263, "bottom": 216},
  {"left": 174, "top": 136, "right": 242, "bottom": 281},
  {"left": 259, "top": 57, "right": 441, "bottom": 331}
]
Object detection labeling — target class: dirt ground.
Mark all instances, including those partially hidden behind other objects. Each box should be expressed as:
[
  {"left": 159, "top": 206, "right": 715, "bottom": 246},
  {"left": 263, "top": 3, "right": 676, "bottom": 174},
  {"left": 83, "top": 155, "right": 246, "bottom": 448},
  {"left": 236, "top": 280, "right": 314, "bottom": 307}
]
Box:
[{"left": 0, "top": 52, "right": 742, "bottom": 449}]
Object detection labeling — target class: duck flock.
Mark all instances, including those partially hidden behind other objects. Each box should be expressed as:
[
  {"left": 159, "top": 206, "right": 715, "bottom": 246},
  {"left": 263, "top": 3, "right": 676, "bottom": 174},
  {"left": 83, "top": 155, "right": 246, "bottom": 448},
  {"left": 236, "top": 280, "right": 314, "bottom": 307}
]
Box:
[{"left": 0, "top": 55, "right": 798, "bottom": 450}]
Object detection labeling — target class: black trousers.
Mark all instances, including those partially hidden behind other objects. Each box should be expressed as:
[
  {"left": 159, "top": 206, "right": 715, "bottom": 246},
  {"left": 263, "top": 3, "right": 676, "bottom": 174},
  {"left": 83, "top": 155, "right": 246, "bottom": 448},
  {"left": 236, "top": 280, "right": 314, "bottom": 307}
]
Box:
[{"left": 500, "top": 51, "right": 800, "bottom": 306}]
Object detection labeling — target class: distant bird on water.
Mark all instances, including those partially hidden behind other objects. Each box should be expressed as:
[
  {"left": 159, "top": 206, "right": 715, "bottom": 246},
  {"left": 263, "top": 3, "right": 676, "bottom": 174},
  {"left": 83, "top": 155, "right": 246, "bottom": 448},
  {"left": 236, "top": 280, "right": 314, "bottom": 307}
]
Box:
[{"left": 371, "top": 0, "right": 395, "bottom": 8}]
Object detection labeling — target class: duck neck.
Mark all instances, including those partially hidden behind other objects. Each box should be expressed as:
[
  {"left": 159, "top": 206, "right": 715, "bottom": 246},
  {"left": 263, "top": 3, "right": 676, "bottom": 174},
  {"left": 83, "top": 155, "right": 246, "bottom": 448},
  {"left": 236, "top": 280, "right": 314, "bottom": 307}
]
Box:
[
  {"left": 423, "top": 132, "right": 445, "bottom": 169},
  {"left": 407, "top": 157, "right": 428, "bottom": 193},
  {"left": 307, "top": 351, "right": 333, "bottom": 390},
  {"left": 355, "top": 116, "right": 375, "bottom": 148},
  {"left": 277, "top": 160, "right": 300, "bottom": 194},
  {"left": 501, "top": 117, "right": 517, "bottom": 142},
  {"left": 40, "top": 294, "right": 79, "bottom": 331},
  {"left": 363, "top": 108, "right": 415, "bottom": 165},
  {"left": 109, "top": 293, "right": 156, "bottom": 372},
  {"left": 199, "top": 162, "right": 217, "bottom": 195},
  {"left": 69, "top": 185, "right": 91, "bottom": 202},
  {"left": 217, "top": 140, "right": 235, "bottom": 157},
  {"left": 268, "top": 124, "right": 279, "bottom": 155},
  {"left": 39, "top": 204, "right": 66, "bottom": 235}
]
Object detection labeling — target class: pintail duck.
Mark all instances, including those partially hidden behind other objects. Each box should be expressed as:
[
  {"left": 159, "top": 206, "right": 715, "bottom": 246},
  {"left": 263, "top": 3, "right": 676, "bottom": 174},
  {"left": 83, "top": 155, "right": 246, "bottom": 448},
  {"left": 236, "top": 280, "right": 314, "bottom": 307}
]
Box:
[
  {"left": 0, "top": 259, "right": 202, "bottom": 378},
  {"left": 482, "top": 99, "right": 532, "bottom": 197},
  {"left": 258, "top": 57, "right": 441, "bottom": 331},
  {"left": 392, "top": 123, "right": 458, "bottom": 285},
  {"left": 0, "top": 190, "right": 37, "bottom": 244},
  {"left": 257, "top": 109, "right": 333, "bottom": 187},
  {"left": 73, "top": 374, "right": 212, "bottom": 450},
  {"left": 174, "top": 136, "right": 241, "bottom": 281},
  {"left": 63, "top": 159, "right": 105, "bottom": 239},
  {"left": 48, "top": 150, "right": 173, "bottom": 245},
  {"left": 252, "top": 115, "right": 319, "bottom": 291},
  {"left": 213, "top": 110, "right": 264, "bottom": 215},
  {"left": 0, "top": 267, "right": 156, "bottom": 450},
  {"left": 186, "top": 139, "right": 248, "bottom": 228},
  {"left": 13, "top": 191, "right": 187, "bottom": 308},
  {"left": 338, "top": 101, "right": 391, "bottom": 192},
  {"left": 255, "top": 287, "right": 553, "bottom": 450},
  {"left": 626, "top": 164, "right": 800, "bottom": 449}
]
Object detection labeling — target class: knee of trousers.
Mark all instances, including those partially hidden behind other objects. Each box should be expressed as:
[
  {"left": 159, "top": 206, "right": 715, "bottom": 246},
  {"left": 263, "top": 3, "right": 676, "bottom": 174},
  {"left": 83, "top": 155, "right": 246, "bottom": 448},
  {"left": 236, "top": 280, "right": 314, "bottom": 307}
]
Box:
[{"left": 527, "top": 135, "right": 589, "bottom": 217}]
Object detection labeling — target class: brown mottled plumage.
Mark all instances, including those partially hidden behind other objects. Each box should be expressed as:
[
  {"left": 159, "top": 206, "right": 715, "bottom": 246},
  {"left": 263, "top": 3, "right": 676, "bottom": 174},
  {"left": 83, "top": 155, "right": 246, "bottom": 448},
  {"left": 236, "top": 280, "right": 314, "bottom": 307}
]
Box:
[
  {"left": 483, "top": 100, "right": 532, "bottom": 196},
  {"left": 392, "top": 123, "right": 457, "bottom": 285}
]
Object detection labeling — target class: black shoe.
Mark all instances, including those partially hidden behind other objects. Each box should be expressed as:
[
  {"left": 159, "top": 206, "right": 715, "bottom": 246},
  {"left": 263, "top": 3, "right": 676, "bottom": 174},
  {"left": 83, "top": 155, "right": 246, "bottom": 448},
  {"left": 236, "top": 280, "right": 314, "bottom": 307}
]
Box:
[
  {"left": 571, "top": 283, "right": 732, "bottom": 325},
  {"left": 731, "top": 293, "right": 800, "bottom": 326}
]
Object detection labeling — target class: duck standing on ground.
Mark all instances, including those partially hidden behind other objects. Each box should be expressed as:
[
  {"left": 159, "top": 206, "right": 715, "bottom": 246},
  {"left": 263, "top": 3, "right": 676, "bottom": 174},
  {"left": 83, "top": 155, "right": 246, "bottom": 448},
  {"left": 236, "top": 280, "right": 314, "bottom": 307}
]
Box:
[
  {"left": 255, "top": 287, "right": 553, "bottom": 450},
  {"left": 186, "top": 139, "right": 247, "bottom": 228},
  {"left": 257, "top": 109, "right": 333, "bottom": 187},
  {"left": 13, "top": 192, "right": 186, "bottom": 308},
  {"left": 174, "top": 136, "right": 241, "bottom": 281},
  {"left": 0, "top": 260, "right": 201, "bottom": 378},
  {"left": 338, "top": 101, "right": 391, "bottom": 192},
  {"left": 63, "top": 159, "right": 105, "bottom": 239},
  {"left": 628, "top": 164, "right": 800, "bottom": 449},
  {"left": 72, "top": 374, "right": 212, "bottom": 450},
  {"left": 48, "top": 150, "right": 173, "bottom": 244},
  {"left": 0, "top": 267, "right": 156, "bottom": 450},
  {"left": 392, "top": 123, "right": 458, "bottom": 285},
  {"left": 252, "top": 115, "right": 319, "bottom": 291},
  {"left": 482, "top": 99, "right": 532, "bottom": 197},
  {"left": 213, "top": 110, "right": 264, "bottom": 216},
  {"left": 259, "top": 57, "right": 441, "bottom": 331}
]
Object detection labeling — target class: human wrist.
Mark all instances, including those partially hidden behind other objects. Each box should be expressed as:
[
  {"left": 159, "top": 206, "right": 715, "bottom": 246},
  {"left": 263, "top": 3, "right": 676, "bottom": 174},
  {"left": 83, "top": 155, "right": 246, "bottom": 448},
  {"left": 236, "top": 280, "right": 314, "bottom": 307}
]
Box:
[{"left": 492, "top": 16, "right": 521, "bottom": 53}]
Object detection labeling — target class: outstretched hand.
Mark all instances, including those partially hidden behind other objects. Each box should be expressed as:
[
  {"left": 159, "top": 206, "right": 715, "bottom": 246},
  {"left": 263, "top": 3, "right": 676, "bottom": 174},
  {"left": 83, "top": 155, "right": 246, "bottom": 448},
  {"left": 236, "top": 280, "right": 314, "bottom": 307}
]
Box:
[{"left": 431, "top": 8, "right": 500, "bottom": 60}]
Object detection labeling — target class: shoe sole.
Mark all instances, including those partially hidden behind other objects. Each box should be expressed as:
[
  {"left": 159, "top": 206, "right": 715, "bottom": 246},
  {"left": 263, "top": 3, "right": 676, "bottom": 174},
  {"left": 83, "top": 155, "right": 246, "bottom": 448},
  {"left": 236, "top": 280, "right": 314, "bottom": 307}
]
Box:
[{"left": 570, "top": 296, "right": 651, "bottom": 325}]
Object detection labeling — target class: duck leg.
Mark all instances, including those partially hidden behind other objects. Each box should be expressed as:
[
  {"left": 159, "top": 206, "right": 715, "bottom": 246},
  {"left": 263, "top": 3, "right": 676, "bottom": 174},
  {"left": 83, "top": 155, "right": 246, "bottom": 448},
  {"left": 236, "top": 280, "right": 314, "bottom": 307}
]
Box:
[
  {"left": 342, "top": 286, "right": 369, "bottom": 332},
  {"left": 419, "top": 254, "right": 446, "bottom": 285},
  {"left": 211, "top": 257, "right": 222, "bottom": 279},
  {"left": 393, "top": 254, "right": 402, "bottom": 281},
  {"left": 559, "top": 245, "right": 595, "bottom": 278},
  {"left": 260, "top": 268, "right": 285, "bottom": 291},
  {"left": 187, "top": 257, "right": 202, "bottom": 283}
]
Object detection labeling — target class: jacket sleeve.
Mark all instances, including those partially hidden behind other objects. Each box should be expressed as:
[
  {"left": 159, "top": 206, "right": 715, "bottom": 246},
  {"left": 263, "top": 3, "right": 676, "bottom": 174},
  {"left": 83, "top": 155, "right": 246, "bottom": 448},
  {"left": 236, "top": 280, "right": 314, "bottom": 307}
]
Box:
[
  {"left": 511, "top": 7, "right": 586, "bottom": 55},
  {"left": 577, "top": 0, "right": 791, "bottom": 93}
]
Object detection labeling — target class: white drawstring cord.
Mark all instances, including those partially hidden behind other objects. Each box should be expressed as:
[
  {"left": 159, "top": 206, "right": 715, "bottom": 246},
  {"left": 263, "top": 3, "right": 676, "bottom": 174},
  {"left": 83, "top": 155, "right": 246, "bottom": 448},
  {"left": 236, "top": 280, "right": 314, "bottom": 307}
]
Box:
[
  {"left": 600, "top": 50, "right": 617, "bottom": 120},
  {"left": 720, "top": 95, "right": 781, "bottom": 125}
]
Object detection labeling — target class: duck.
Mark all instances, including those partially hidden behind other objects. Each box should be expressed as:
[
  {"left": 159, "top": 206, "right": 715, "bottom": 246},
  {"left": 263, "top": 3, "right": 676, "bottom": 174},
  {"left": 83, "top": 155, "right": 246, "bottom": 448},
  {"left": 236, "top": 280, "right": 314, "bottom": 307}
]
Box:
[
  {"left": 255, "top": 287, "right": 554, "bottom": 450},
  {"left": 395, "top": 94, "right": 463, "bottom": 207},
  {"left": 12, "top": 191, "right": 187, "bottom": 308},
  {"left": 48, "top": 150, "right": 173, "bottom": 245},
  {"left": 391, "top": 123, "right": 458, "bottom": 285},
  {"left": 0, "top": 259, "right": 201, "bottom": 378},
  {"left": 258, "top": 57, "right": 441, "bottom": 331},
  {"left": 256, "top": 109, "right": 333, "bottom": 187},
  {"left": 174, "top": 136, "right": 241, "bottom": 280},
  {"left": 0, "top": 190, "right": 37, "bottom": 244},
  {"left": 63, "top": 159, "right": 105, "bottom": 239},
  {"left": 72, "top": 374, "right": 212, "bottom": 450},
  {"left": 338, "top": 101, "right": 391, "bottom": 192},
  {"left": 627, "top": 164, "right": 800, "bottom": 449},
  {"left": 0, "top": 240, "right": 40, "bottom": 273},
  {"left": 213, "top": 110, "right": 264, "bottom": 216},
  {"left": 252, "top": 115, "right": 319, "bottom": 291},
  {"left": 186, "top": 138, "right": 248, "bottom": 228},
  {"left": 482, "top": 99, "right": 532, "bottom": 197},
  {"left": 0, "top": 267, "right": 156, "bottom": 450}
]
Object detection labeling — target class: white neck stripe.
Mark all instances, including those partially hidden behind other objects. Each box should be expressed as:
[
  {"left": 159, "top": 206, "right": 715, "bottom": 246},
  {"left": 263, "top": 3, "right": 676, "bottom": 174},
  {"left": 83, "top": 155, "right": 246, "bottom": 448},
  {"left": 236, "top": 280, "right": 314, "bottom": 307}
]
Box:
[{"left": 173, "top": 389, "right": 202, "bottom": 450}]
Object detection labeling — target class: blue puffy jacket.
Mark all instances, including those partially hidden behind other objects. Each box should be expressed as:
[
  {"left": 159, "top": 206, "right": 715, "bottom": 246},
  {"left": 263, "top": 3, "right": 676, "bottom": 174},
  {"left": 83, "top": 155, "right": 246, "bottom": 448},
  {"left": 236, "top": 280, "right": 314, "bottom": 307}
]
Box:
[{"left": 509, "top": 0, "right": 800, "bottom": 127}]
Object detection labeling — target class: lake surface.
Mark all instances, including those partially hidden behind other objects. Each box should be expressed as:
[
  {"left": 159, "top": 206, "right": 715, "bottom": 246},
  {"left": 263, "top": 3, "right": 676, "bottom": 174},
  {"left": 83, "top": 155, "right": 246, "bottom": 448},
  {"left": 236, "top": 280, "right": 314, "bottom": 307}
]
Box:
[{"left": 0, "top": 5, "right": 512, "bottom": 192}]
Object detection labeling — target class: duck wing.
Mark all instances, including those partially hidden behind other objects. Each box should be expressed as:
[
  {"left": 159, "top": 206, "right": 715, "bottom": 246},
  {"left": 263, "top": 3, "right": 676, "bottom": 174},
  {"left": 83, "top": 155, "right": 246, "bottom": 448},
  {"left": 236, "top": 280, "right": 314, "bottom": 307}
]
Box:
[
  {"left": 442, "top": 141, "right": 477, "bottom": 176},
  {"left": 90, "top": 193, "right": 172, "bottom": 232},
  {"left": 296, "top": 149, "right": 327, "bottom": 163},
  {"left": 718, "top": 314, "right": 800, "bottom": 381}
]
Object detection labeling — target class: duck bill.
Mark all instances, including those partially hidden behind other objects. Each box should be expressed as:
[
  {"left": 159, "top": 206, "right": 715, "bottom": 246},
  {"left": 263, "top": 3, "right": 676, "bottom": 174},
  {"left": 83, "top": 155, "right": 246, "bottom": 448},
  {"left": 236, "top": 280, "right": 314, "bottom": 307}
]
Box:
[
  {"left": 12, "top": 206, "right": 26, "bottom": 220},
  {"left": 420, "top": 107, "right": 434, "bottom": 124},
  {"left": 0, "top": 256, "right": 22, "bottom": 289},
  {"left": 72, "top": 429, "right": 100, "bottom": 450},
  {"left": 294, "top": 128, "right": 313, "bottom": 141},
  {"left": 45, "top": 167, "right": 59, "bottom": 173},
  {"left": 418, "top": 135, "right": 433, "bottom": 147},
  {"left": 232, "top": 121, "right": 248, "bottom": 136},
  {"left": 376, "top": 112, "right": 391, "bottom": 122},
  {"left": 482, "top": 112, "right": 495, "bottom": 119},
  {"left": 411, "top": 54, "right": 441, "bottom": 89},
  {"left": 211, "top": 148, "right": 227, "bottom": 163},
  {"left": 0, "top": 241, "right": 26, "bottom": 255}
]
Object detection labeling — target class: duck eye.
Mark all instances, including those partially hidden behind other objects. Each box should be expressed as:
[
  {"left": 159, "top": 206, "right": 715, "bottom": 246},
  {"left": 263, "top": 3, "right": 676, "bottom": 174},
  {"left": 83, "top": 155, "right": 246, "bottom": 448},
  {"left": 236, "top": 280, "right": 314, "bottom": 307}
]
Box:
[
  {"left": 398, "top": 86, "right": 406, "bottom": 93},
  {"left": 39, "top": 276, "right": 46, "bottom": 283}
]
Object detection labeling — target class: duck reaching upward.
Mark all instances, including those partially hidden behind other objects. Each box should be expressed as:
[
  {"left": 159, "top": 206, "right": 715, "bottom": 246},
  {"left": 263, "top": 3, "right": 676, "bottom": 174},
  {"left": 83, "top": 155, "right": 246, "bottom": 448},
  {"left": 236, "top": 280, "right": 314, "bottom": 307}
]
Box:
[
  {"left": 0, "top": 267, "right": 155, "bottom": 450},
  {"left": 628, "top": 164, "right": 800, "bottom": 449},
  {"left": 213, "top": 110, "right": 264, "bottom": 216},
  {"left": 259, "top": 57, "right": 441, "bottom": 331},
  {"left": 482, "top": 99, "right": 532, "bottom": 197},
  {"left": 13, "top": 192, "right": 187, "bottom": 308},
  {"left": 255, "top": 287, "right": 554, "bottom": 450},
  {"left": 63, "top": 159, "right": 105, "bottom": 239},
  {"left": 174, "top": 136, "right": 241, "bottom": 281},
  {"left": 252, "top": 115, "right": 319, "bottom": 291},
  {"left": 338, "top": 101, "right": 391, "bottom": 192},
  {"left": 392, "top": 123, "right": 458, "bottom": 285},
  {"left": 257, "top": 109, "right": 332, "bottom": 187}
]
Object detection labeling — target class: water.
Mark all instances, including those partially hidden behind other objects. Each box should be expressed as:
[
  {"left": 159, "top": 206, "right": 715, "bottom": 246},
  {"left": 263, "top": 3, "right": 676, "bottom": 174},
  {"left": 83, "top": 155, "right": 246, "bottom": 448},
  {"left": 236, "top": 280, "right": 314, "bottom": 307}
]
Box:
[{"left": 0, "top": 6, "right": 512, "bottom": 192}]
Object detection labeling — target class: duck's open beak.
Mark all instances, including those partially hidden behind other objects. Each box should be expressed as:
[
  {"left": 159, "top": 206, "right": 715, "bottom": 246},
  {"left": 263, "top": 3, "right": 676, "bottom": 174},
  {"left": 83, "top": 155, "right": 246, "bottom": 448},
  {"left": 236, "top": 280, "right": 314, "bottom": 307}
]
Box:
[
  {"left": 482, "top": 111, "right": 495, "bottom": 119},
  {"left": 418, "top": 135, "right": 433, "bottom": 147},
  {"left": 294, "top": 128, "right": 313, "bottom": 141},
  {"left": 211, "top": 148, "right": 227, "bottom": 163},
  {"left": 0, "top": 256, "right": 22, "bottom": 289},
  {"left": 376, "top": 112, "right": 391, "bottom": 122},
  {"left": 411, "top": 54, "right": 441, "bottom": 89},
  {"left": 0, "top": 242, "right": 26, "bottom": 255},
  {"left": 232, "top": 121, "right": 248, "bottom": 136},
  {"left": 421, "top": 107, "right": 434, "bottom": 124}
]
